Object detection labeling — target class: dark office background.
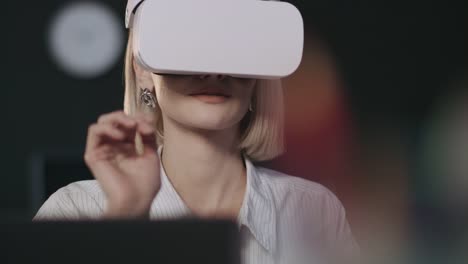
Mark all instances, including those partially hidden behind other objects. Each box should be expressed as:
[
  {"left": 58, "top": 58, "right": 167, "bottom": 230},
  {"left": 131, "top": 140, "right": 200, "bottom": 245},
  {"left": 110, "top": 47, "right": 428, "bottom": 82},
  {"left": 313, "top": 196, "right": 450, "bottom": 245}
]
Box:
[{"left": 2, "top": 0, "right": 467, "bottom": 260}]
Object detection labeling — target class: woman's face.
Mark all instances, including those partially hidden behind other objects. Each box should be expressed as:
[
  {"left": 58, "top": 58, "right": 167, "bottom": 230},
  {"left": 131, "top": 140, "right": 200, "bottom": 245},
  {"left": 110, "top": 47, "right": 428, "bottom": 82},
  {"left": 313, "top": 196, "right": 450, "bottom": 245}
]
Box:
[{"left": 151, "top": 74, "right": 256, "bottom": 131}]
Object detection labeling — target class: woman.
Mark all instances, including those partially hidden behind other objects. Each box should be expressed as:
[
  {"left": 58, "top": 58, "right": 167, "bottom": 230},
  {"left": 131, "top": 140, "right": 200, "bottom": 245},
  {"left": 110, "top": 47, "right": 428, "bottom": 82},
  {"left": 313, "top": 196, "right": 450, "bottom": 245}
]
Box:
[{"left": 35, "top": 24, "right": 358, "bottom": 264}]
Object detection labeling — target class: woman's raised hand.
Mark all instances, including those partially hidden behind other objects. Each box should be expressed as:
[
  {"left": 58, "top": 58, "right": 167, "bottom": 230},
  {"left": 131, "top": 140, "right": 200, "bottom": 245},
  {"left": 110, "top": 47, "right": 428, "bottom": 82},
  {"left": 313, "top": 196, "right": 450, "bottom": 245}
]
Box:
[{"left": 84, "top": 110, "right": 160, "bottom": 219}]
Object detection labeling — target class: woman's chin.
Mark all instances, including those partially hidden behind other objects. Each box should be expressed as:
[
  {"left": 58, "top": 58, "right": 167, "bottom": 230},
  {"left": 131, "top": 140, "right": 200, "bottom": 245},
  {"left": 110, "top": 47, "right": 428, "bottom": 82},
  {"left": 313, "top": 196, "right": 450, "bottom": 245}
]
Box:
[
  {"left": 185, "top": 119, "right": 237, "bottom": 131},
  {"left": 164, "top": 100, "right": 247, "bottom": 132},
  {"left": 176, "top": 112, "right": 240, "bottom": 132}
]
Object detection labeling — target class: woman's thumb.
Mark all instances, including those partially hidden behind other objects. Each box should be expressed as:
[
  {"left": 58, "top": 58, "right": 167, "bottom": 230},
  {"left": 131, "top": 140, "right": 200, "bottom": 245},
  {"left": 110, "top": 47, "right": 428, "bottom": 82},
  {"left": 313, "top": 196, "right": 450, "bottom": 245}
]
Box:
[{"left": 138, "top": 132, "right": 158, "bottom": 155}]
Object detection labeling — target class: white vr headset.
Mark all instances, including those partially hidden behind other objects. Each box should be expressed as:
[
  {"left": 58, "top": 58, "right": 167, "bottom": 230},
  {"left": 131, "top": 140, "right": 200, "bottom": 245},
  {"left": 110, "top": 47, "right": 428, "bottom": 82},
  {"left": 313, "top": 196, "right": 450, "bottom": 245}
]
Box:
[{"left": 126, "top": 0, "right": 304, "bottom": 79}]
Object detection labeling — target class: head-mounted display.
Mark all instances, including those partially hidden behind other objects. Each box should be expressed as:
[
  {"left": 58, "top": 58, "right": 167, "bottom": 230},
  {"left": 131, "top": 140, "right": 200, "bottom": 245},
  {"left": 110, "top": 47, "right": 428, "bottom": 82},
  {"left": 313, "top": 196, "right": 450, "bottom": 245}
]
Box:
[{"left": 126, "top": 0, "right": 303, "bottom": 79}]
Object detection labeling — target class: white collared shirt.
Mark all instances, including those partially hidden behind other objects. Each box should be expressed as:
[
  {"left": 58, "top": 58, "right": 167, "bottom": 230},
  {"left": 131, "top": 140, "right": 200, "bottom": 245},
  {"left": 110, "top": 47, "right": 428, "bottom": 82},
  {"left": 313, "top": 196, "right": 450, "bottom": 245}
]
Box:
[{"left": 35, "top": 149, "right": 359, "bottom": 264}]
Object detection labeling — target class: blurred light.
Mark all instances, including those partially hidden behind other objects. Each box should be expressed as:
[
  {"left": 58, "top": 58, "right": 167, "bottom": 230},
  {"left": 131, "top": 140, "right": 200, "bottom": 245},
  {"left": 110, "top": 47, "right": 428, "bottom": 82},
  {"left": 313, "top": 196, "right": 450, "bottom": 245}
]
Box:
[
  {"left": 47, "top": 1, "right": 124, "bottom": 79},
  {"left": 420, "top": 88, "right": 468, "bottom": 209}
]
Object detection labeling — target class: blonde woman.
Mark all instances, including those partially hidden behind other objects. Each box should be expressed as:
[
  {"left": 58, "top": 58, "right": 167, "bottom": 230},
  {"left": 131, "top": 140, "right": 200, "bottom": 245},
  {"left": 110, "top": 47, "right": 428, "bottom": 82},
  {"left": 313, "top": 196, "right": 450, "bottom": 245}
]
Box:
[{"left": 35, "top": 20, "right": 358, "bottom": 264}]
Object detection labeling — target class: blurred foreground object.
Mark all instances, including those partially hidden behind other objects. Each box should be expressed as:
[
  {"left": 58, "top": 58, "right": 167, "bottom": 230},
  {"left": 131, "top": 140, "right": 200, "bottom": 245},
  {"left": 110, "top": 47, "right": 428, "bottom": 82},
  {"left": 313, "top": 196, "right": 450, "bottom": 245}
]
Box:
[{"left": 2, "top": 220, "right": 239, "bottom": 264}]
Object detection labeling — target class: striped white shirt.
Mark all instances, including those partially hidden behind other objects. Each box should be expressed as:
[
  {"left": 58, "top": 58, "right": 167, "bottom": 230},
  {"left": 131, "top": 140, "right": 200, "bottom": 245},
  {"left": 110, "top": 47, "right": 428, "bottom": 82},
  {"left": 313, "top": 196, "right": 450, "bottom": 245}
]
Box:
[{"left": 34, "top": 149, "right": 359, "bottom": 264}]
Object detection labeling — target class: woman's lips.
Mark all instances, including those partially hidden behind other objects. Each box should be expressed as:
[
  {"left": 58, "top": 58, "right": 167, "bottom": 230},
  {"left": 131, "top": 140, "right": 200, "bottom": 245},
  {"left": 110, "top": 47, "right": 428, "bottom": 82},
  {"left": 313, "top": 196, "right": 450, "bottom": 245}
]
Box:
[
  {"left": 189, "top": 85, "right": 231, "bottom": 103},
  {"left": 190, "top": 94, "right": 230, "bottom": 104}
]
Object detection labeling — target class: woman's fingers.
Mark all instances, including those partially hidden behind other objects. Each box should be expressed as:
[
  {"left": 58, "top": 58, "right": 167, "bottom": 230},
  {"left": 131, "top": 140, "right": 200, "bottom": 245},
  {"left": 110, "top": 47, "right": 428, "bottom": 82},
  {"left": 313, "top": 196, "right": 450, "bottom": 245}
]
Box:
[
  {"left": 85, "top": 111, "right": 157, "bottom": 160},
  {"left": 85, "top": 123, "right": 132, "bottom": 155},
  {"left": 97, "top": 110, "right": 137, "bottom": 128},
  {"left": 140, "top": 132, "right": 158, "bottom": 154},
  {"left": 132, "top": 113, "right": 158, "bottom": 154},
  {"left": 133, "top": 113, "right": 157, "bottom": 137},
  {"left": 97, "top": 110, "right": 156, "bottom": 135}
]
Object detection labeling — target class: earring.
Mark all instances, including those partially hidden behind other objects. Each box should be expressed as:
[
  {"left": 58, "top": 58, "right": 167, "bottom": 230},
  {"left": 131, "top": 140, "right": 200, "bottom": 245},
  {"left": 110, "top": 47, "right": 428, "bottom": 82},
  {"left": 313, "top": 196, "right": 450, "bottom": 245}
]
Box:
[
  {"left": 140, "top": 88, "right": 156, "bottom": 108},
  {"left": 249, "top": 102, "right": 253, "bottom": 112}
]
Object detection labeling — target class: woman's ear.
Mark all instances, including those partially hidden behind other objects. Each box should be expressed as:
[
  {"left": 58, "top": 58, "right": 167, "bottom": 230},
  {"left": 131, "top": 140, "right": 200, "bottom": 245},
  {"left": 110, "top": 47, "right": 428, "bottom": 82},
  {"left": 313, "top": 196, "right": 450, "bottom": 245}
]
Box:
[{"left": 133, "top": 58, "right": 155, "bottom": 92}]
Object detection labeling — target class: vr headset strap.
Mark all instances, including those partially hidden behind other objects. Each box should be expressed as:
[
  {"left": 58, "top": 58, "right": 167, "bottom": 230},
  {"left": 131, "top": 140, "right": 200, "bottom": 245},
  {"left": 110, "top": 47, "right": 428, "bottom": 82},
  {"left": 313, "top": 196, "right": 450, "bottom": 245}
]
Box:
[{"left": 126, "top": 0, "right": 145, "bottom": 28}]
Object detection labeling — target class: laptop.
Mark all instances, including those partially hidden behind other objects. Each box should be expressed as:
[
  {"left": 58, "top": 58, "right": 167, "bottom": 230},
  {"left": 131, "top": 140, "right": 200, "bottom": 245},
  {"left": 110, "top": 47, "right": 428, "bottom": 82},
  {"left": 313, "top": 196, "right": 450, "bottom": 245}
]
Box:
[{"left": 1, "top": 219, "right": 240, "bottom": 264}]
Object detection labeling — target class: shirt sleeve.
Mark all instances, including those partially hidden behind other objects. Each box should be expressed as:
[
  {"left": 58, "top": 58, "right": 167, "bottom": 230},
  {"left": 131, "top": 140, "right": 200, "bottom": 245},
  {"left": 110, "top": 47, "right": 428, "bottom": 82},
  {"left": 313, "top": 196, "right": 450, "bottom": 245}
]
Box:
[{"left": 33, "top": 188, "right": 104, "bottom": 221}]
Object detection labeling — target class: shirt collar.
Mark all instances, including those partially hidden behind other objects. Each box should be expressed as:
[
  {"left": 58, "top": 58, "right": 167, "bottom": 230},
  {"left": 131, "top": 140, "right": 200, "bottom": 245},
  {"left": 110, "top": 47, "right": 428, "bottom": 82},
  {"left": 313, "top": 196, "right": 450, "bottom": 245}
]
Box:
[
  {"left": 237, "top": 155, "right": 277, "bottom": 253},
  {"left": 150, "top": 147, "right": 192, "bottom": 219},
  {"left": 151, "top": 146, "right": 277, "bottom": 253}
]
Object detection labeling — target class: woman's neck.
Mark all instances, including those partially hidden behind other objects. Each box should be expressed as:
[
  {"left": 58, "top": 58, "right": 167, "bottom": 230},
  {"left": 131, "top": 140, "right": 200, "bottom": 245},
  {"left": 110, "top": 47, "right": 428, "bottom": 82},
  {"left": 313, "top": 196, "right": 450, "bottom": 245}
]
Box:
[{"left": 160, "top": 119, "right": 247, "bottom": 219}]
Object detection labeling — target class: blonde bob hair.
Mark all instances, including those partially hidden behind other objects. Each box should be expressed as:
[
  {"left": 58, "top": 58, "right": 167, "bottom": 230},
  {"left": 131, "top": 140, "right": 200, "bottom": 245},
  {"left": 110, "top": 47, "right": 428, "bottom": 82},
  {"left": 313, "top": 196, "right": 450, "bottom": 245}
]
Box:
[{"left": 123, "top": 31, "right": 284, "bottom": 161}]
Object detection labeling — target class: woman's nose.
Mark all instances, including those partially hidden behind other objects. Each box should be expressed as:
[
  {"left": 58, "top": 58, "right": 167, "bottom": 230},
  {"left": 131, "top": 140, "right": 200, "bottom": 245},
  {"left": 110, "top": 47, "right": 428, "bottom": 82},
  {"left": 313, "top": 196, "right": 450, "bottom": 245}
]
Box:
[{"left": 197, "top": 74, "right": 227, "bottom": 81}]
